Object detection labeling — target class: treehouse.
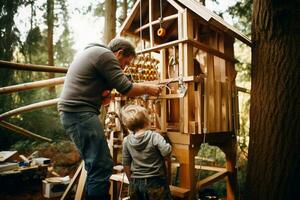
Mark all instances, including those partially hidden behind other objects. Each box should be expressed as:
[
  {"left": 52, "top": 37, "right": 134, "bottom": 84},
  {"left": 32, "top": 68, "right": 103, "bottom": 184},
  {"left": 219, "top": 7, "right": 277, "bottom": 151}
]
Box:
[
  {"left": 107, "top": 0, "right": 251, "bottom": 199},
  {"left": 0, "top": 0, "right": 251, "bottom": 199}
]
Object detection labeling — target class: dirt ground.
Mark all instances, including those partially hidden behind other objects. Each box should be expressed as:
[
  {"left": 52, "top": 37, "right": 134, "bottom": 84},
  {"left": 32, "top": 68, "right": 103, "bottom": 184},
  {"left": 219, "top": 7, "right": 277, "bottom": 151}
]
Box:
[{"left": 0, "top": 141, "right": 80, "bottom": 200}]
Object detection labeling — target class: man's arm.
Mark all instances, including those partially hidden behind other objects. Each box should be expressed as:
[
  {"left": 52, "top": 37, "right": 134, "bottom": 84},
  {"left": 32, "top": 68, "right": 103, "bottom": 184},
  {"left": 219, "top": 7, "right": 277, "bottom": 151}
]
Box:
[
  {"left": 125, "top": 83, "right": 162, "bottom": 97},
  {"left": 123, "top": 165, "right": 131, "bottom": 181}
]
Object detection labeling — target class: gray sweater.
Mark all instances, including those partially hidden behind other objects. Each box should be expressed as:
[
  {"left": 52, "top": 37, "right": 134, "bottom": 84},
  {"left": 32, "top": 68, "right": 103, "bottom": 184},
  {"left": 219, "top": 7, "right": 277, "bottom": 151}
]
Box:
[
  {"left": 58, "top": 44, "right": 132, "bottom": 114},
  {"left": 122, "top": 130, "right": 172, "bottom": 178}
]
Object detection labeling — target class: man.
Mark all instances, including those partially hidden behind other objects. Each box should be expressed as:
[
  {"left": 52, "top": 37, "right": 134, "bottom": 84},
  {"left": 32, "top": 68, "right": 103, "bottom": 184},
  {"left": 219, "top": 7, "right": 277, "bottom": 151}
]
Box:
[{"left": 58, "top": 38, "right": 161, "bottom": 200}]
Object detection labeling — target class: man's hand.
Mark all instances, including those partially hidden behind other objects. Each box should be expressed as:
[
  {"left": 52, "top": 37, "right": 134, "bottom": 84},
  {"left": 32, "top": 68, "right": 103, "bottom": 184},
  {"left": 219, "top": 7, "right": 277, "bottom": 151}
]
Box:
[
  {"left": 125, "top": 83, "right": 162, "bottom": 97},
  {"left": 144, "top": 84, "right": 163, "bottom": 96}
]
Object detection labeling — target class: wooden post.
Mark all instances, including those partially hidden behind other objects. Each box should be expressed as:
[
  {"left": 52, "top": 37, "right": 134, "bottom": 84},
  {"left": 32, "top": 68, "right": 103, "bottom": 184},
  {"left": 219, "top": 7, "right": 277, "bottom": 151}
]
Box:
[
  {"left": 149, "top": 0, "right": 154, "bottom": 47},
  {"left": 218, "top": 136, "right": 238, "bottom": 200},
  {"left": 169, "top": 132, "right": 201, "bottom": 200},
  {"left": 160, "top": 49, "right": 167, "bottom": 132}
]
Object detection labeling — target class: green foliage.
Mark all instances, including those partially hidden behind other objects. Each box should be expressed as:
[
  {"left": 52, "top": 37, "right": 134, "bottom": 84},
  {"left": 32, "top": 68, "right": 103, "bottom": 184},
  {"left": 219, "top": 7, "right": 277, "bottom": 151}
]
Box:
[
  {"left": 0, "top": 0, "right": 74, "bottom": 150},
  {"left": 227, "top": 0, "right": 252, "bottom": 37}
]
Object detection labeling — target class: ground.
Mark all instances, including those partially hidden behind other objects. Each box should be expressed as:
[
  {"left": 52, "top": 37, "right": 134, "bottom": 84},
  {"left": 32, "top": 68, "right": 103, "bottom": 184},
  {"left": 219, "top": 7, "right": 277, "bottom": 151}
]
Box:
[{"left": 0, "top": 140, "right": 80, "bottom": 200}]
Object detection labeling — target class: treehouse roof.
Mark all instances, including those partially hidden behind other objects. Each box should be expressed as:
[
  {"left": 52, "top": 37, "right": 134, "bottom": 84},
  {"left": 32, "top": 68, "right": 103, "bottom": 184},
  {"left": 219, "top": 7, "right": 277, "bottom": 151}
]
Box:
[{"left": 119, "top": 0, "right": 251, "bottom": 46}]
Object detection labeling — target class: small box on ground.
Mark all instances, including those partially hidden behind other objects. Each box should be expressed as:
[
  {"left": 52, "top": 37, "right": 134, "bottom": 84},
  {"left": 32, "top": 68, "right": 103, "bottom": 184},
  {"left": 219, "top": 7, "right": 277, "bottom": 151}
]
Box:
[
  {"left": 32, "top": 157, "right": 50, "bottom": 166},
  {"left": 42, "top": 176, "right": 70, "bottom": 198}
]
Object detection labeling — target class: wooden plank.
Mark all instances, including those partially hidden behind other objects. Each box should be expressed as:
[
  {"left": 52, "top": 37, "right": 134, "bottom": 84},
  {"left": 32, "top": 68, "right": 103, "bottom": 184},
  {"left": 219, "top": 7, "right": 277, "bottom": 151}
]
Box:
[
  {"left": 187, "top": 40, "right": 237, "bottom": 63},
  {"left": 75, "top": 166, "right": 87, "bottom": 200},
  {"left": 0, "top": 121, "right": 52, "bottom": 142},
  {"left": 206, "top": 53, "right": 215, "bottom": 132},
  {"left": 218, "top": 33, "right": 226, "bottom": 83},
  {"left": 177, "top": 12, "right": 184, "bottom": 133},
  {"left": 196, "top": 171, "right": 228, "bottom": 189},
  {"left": 0, "top": 77, "right": 65, "bottom": 95},
  {"left": 214, "top": 81, "right": 221, "bottom": 131},
  {"left": 160, "top": 49, "right": 167, "bottom": 132},
  {"left": 0, "top": 98, "right": 58, "bottom": 120},
  {"left": 172, "top": 146, "right": 197, "bottom": 200},
  {"left": 185, "top": 10, "right": 194, "bottom": 40},
  {"left": 134, "top": 14, "right": 178, "bottom": 34},
  {"left": 0, "top": 151, "right": 18, "bottom": 162},
  {"left": 176, "top": 0, "right": 251, "bottom": 46},
  {"left": 136, "top": 39, "right": 188, "bottom": 54},
  {"left": 214, "top": 56, "right": 221, "bottom": 82},
  {"left": 195, "top": 165, "right": 226, "bottom": 172},
  {"left": 188, "top": 121, "right": 198, "bottom": 133},
  {"left": 184, "top": 45, "right": 194, "bottom": 133},
  {"left": 170, "top": 185, "right": 189, "bottom": 198},
  {"left": 167, "top": 0, "right": 184, "bottom": 12},
  {"left": 61, "top": 161, "right": 84, "bottom": 200},
  {"left": 221, "top": 82, "right": 229, "bottom": 131},
  {"left": 203, "top": 76, "right": 208, "bottom": 133},
  {"left": 167, "top": 132, "right": 190, "bottom": 145},
  {"left": 0, "top": 60, "right": 67, "bottom": 73},
  {"left": 149, "top": 0, "right": 154, "bottom": 47},
  {"left": 118, "top": 0, "right": 140, "bottom": 35},
  {"left": 172, "top": 163, "right": 226, "bottom": 172},
  {"left": 195, "top": 85, "right": 202, "bottom": 133},
  {"left": 237, "top": 86, "right": 250, "bottom": 94}
]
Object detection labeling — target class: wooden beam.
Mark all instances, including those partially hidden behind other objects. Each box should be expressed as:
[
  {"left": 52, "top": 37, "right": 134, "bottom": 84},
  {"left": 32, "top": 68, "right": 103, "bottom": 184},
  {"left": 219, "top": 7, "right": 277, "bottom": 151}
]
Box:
[
  {"left": 134, "top": 14, "right": 178, "bottom": 34},
  {"left": 187, "top": 40, "right": 237, "bottom": 63},
  {"left": 75, "top": 166, "right": 87, "bottom": 200},
  {"left": 160, "top": 49, "right": 167, "bottom": 132},
  {"left": 149, "top": 0, "right": 154, "bottom": 47},
  {"left": 167, "top": 0, "right": 184, "bottom": 12},
  {"left": 170, "top": 185, "right": 190, "bottom": 198},
  {"left": 237, "top": 86, "right": 250, "bottom": 94},
  {"left": 196, "top": 171, "right": 228, "bottom": 189},
  {"left": 0, "top": 98, "right": 58, "bottom": 120},
  {"left": 118, "top": 0, "right": 140, "bottom": 36},
  {"left": 0, "top": 120, "right": 52, "bottom": 142},
  {"left": 136, "top": 39, "right": 188, "bottom": 54},
  {"left": 172, "top": 163, "right": 227, "bottom": 172},
  {"left": 0, "top": 60, "right": 67, "bottom": 73},
  {"left": 0, "top": 77, "right": 65, "bottom": 95},
  {"left": 61, "top": 161, "right": 84, "bottom": 200}
]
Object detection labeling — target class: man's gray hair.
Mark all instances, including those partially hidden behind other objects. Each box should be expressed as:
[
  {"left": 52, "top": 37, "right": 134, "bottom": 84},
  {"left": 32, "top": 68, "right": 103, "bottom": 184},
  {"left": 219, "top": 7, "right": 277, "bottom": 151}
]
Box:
[{"left": 108, "top": 37, "right": 136, "bottom": 57}]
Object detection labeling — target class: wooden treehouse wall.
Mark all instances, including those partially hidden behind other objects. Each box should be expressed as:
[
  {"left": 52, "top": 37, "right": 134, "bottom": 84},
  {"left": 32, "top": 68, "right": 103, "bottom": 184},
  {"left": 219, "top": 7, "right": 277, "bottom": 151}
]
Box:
[{"left": 117, "top": 0, "right": 242, "bottom": 199}]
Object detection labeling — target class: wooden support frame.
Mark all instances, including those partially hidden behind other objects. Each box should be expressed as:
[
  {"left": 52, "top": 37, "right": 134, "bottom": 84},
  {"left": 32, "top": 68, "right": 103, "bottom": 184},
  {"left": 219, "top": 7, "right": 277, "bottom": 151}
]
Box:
[
  {"left": 196, "top": 171, "right": 228, "bottom": 189},
  {"left": 0, "top": 60, "right": 67, "bottom": 73},
  {"left": 134, "top": 14, "right": 178, "bottom": 34},
  {"left": 0, "top": 98, "right": 58, "bottom": 120},
  {"left": 61, "top": 161, "right": 84, "bottom": 200},
  {"left": 0, "top": 120, "right": 52, "bottom": 142},
  {"left": 0, "top": 77, "right": 65, "bottom": 95}
]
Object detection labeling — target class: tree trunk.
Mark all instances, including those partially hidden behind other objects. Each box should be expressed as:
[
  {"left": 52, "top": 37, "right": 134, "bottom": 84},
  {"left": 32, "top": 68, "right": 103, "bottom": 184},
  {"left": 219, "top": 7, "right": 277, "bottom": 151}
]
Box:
[
  {"left": 103, "top": 0, "right": 116, "bottom": 44},
  {"left": 120, "top": 0, "right": 128, "bottom": 24},
  {"left": 246, "top": 0, "right": 300, "bottom": 199},
  {"left": 47, "top": 0, "right": 55, "bottom": 96}
]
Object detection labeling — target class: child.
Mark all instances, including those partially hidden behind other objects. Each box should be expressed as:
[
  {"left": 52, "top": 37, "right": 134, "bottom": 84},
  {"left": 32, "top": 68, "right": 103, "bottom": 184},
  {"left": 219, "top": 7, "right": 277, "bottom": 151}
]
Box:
[{"left": 121, "top": 104, "right": 172, "bottom": 200}]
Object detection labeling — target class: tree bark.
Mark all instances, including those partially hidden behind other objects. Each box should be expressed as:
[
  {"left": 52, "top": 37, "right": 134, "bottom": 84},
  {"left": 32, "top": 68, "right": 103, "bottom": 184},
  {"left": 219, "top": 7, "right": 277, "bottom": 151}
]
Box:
[
  {"left": 103, "top": 0, "right": 116, "bottom": 44},
  {"left": 246, "top": 0, "right": 300, "bottom": 199},
  {"left": 47, "top": 0, "right": 55, "bottom": 96}
]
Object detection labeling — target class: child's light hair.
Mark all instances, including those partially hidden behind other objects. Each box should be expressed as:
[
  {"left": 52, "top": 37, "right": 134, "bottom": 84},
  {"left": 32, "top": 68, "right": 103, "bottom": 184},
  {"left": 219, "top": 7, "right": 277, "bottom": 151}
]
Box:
[{"left": 120, "top": 104, "right": 150, "bottom": 132}]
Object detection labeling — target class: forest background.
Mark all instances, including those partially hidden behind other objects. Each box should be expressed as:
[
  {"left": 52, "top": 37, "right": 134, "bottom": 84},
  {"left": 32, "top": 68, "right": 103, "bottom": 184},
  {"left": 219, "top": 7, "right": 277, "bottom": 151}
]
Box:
[{"left": 0, "top": 0, "right": 253, "bottom": 198}]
